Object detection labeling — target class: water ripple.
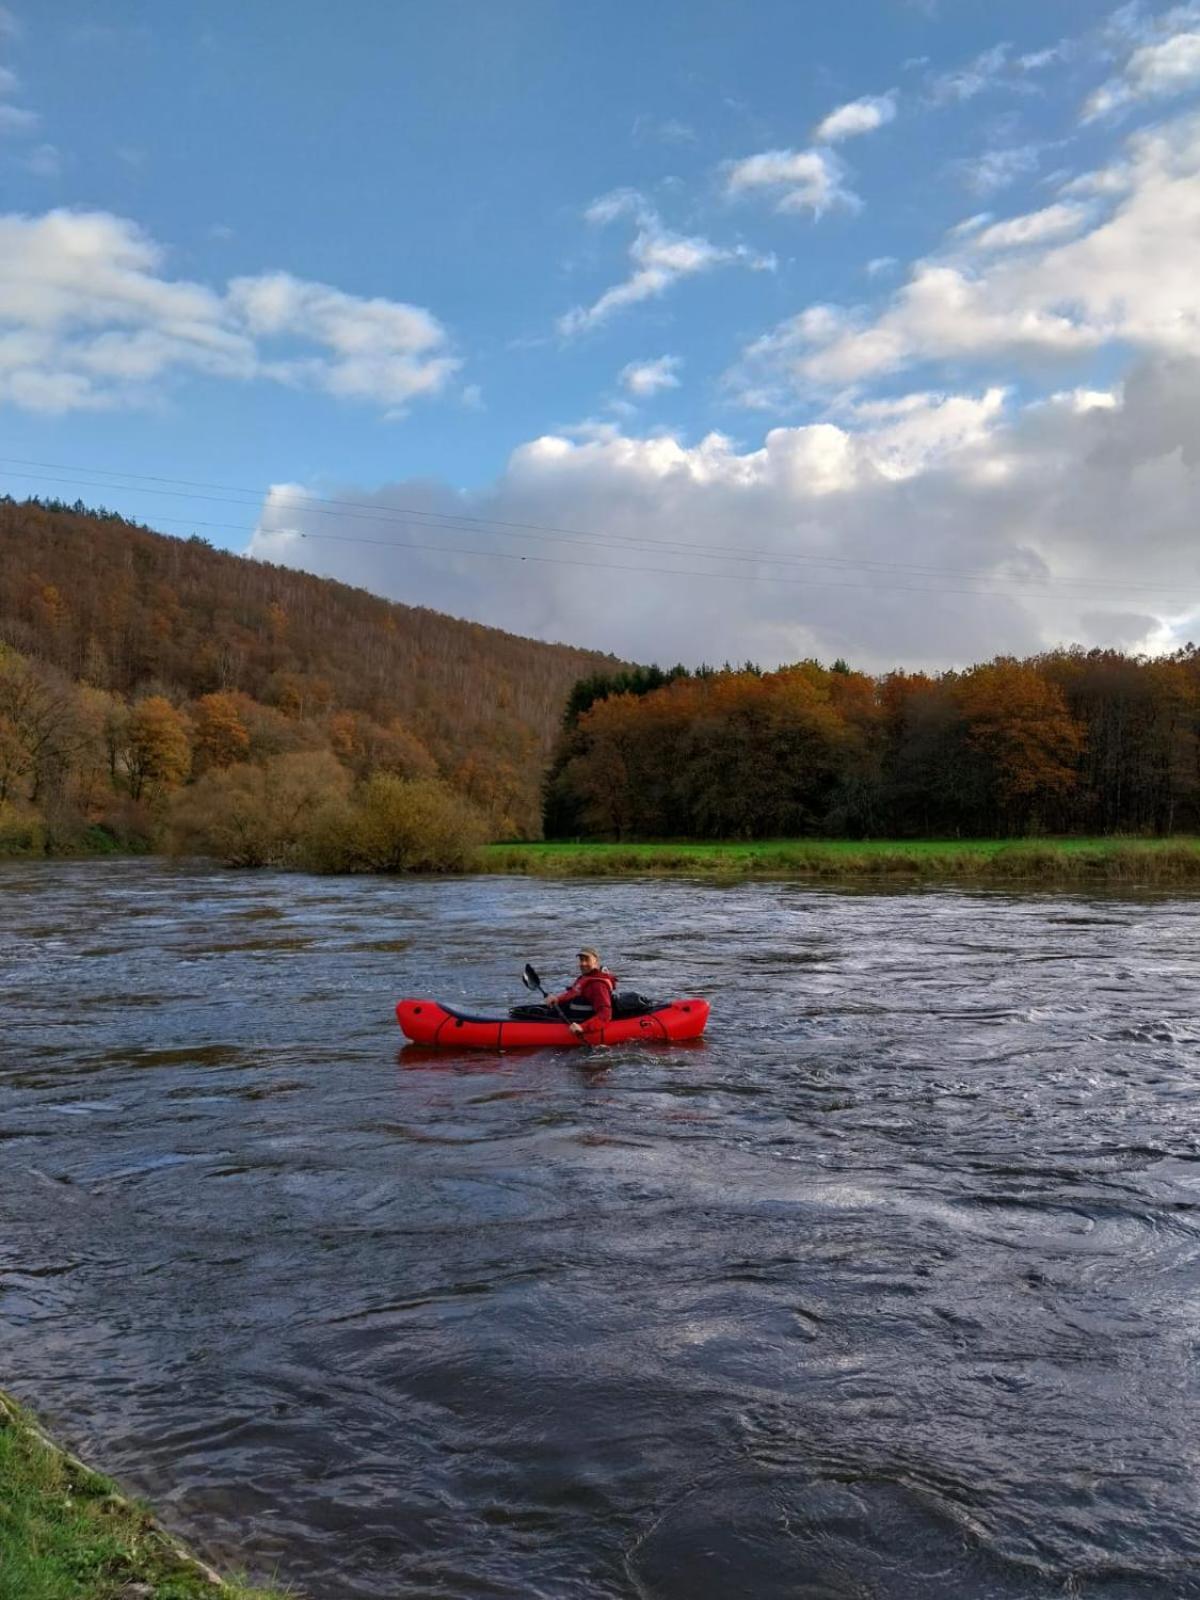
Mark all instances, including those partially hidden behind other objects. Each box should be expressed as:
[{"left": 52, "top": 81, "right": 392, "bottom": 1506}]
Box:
[{"left": 2, "top": 860, "right": 1200, "bottom": 1597}]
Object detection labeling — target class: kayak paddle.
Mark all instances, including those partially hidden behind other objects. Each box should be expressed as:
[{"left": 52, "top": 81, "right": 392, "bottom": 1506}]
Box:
[{"left": 522, "top": 962, "right": 590, "bottom": 1045}]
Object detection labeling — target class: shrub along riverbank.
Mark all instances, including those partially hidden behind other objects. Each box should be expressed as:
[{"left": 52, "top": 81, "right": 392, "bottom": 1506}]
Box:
[
  {"left": 0, "top": 1390, "right": 286, "bottom": 1600},
  {"left": 1, "top": 763, "right": 488, "bottom": 872},
  {"left": 6, "top": 818, "right": 1200, "bottom": 884},
  {"left": 483, "top": 837, "right": 1200, "bottom": 882}
]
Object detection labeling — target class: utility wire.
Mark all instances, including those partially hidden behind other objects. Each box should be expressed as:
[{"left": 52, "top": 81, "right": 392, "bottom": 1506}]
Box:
[
  {"left": 0, "top": 454, "right": 1187, "bottom": 599},
  {"left": 289, "top": 527, "right": 1190, "bottom": 606},
  {"left": 27, "top": 502, "right": 1185, "bottom": 606}
]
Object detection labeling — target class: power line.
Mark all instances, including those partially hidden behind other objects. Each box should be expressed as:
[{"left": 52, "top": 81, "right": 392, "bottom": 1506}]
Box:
[
  {"left": 0, "top": 454, "right": 1188, "bottom": 600},
  {"left": 290, "top": 527, "right": 1194, "bottom": 606},
  {"left": 16, "top": 499, "right": 1183, "bottom": 607}
]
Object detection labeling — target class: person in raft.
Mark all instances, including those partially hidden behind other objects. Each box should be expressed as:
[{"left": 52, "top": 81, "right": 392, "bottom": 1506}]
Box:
[{"left": 551, "top": 949, "right": 616, "bottom": 1038}]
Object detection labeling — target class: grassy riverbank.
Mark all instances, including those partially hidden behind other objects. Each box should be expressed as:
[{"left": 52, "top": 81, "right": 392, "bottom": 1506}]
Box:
[
  {"left": 483, "top": 837, "right": 1200, "bottom": 883},
  {"left": 0, "top": 1391, "right": 286, "bottom": 1600}
]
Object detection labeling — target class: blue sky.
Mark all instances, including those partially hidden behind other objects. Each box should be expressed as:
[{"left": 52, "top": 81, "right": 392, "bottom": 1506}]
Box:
[{"left": 4, "top": 1, "right": 1200, "bottom": 667}]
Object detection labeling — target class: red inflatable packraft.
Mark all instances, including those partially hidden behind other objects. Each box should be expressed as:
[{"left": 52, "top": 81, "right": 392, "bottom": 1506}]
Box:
[{"left": 396, "top": 997, "right": 709, "bottom": 1049}]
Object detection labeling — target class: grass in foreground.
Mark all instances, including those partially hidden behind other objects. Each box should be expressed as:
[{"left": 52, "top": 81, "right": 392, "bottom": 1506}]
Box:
[
  {"left": 482, "top": 836, "right": 1200, "bottom": 883},
  {"left": 0, "top": 1392, "right": 287, "bottom": 1600}
]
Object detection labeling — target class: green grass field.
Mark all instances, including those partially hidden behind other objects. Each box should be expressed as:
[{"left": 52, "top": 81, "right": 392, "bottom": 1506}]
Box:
[
  {"left": 482, "top": 837, "right": 1200, "bottom": 882},
  {"left": 0, "top": 1392, "right": 286, "bottom": 1600}
]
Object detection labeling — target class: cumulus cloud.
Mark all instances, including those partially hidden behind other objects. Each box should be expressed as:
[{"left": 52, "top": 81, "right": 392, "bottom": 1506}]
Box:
[
  {"left": 246, "top": 356, "right": 1200, "bottom": 670},
  {"left": 0, "top": 207, "right": 459, "bottom": 413},
  {"left": 227, "top": 270, "right": 456, "bottom": 409},
  {"left": 558, "top": 191, "right": 772, "bottom": 335},
  {"left": 732, "top": 109, "right": 1200, "bottom": 395},
  {"left": 813, "top": 91, "right": 897, "bottom": 143},
  {"left": 620, "top": 355, "right": 682, "bottom": 396},
  {"left": 724, "top": 146, "right": 859, "bottom": 215}
]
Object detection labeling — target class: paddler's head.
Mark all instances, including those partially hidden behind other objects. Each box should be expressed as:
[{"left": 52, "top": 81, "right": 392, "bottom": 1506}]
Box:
[{"left": 577, "top": 948, "right": 601, "bottom": 974}]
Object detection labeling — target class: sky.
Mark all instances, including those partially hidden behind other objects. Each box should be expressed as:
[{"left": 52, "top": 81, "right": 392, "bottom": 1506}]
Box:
[{"left": 4, "top": 0, "right": 1200, "bottom": 670}]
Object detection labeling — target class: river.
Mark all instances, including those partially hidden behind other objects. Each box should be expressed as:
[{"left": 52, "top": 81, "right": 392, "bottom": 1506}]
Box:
[{"left": 2, "top": 859, "right": 1200, "bottom": 1598}]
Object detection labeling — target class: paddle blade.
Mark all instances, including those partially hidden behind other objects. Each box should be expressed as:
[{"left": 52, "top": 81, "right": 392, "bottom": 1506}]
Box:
[{"left": 522, "top": 962, "right": 541, "bottom": 991}]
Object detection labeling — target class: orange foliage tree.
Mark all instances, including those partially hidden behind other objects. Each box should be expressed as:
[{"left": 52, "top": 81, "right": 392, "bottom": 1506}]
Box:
[
  {"left": 954, "top": 660, "right": 1085, "bottom": 831},
  {"left": 123, "top": 696, "right": 191, "bottom": 800},
  {"left": 192, "top": 692, "right": 252, "bottom": 771}
]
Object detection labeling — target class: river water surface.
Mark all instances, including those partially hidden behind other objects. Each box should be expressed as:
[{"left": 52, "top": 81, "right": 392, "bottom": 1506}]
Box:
[{"left": 3, "top": 860, "right": 1200, "bottom": 1598}]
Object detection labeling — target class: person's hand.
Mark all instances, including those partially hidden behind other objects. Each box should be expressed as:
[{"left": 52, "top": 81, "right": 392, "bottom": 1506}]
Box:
[{"left": 569, "top": 1022, "right": 584, "bottom": 1037}]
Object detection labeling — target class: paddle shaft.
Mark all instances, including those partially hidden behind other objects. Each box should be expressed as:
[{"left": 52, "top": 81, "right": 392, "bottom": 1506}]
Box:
[{"left": 537, "top": 979, "right": 591, "bottom": 1046}]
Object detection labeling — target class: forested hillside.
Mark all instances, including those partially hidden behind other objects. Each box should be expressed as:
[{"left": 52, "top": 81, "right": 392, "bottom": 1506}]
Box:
[
  {"left": 0, "top": 496, "right": 622, "bottom": 846},
  {"left": 546, "top": 652, "right": 1200, "bottom": 840}
]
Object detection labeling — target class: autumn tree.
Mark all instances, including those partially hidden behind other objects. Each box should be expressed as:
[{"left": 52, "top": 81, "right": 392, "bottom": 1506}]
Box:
[
  {"left": 954, "top": 660, "right": 1085, "bottom": 833},
  {"left": 327, "top": 710, "right": 436, "bottom": 782},
  {"left": 171, "top": 750, "right": 351, "bottom": 867},
  {"left": 324, "top": 774, "right": 487, "bottom": 872},
  {"left": 0, "top": 647, "right": 85, "bottom": 805},
  {"left": 192, "top": 691, "right": 251, "bottom": 771},
  {"left": 123, "top": 696, "right": 191, "bottom": 800}
]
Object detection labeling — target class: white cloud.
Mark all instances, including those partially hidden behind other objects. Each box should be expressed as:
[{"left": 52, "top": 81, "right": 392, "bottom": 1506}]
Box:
[
  {"left": 833, "top": 385, "right": 1011, "bottom": 477},
  {"left": 0, "top": 207, "right": 459, "bottom": 414},
  {"left": 24, "top": 142, "right": 60, "bottom": 178},
  {"left": 927, "top": 43, "right": 1013, "bottom": 104},
  {"left": 733, "top": 263, "right": 1096, "bottom": 397},
  {"left": 583, "top": 188, "right": 645, "bottom": 227},
  {"left": 0, "top": 101, "right": 37, "bottom": 133},
  {"left": 558, "top": 192, "right": 773, "bottom": 336},
  {"left": 227, "top": 270, "right": 456, "bottom": 410},
  {"left": 1041, "top": 386, "right": 1120, "bottom": 413},
  {"left": 1129, "top": 27, "right": 1200, "bottom": 97},
  {"left": 1084, "top": 27, "right": 1200, "bottom": 120},
  {"left": 1019, "top": 43, "right": 1069, "bottom": 71},
  {"left": 730, "top": 108, "right": 1200, "bottom": 396},
  {"left": 813, "top": 92, "right": 897, "bottom": 144},
  {"left": 620, "top": 355, "right": 682, "bottom": 396},
  {"left": 631, "top": 114, "right": 696, "bottom": 145},
  {"left": 972, "top": 202, "right": 1091, "bottom": 250},
  {"left": 866, "top": 255, "right": 899, "bottom": 276},
  {"left": 1060, "top": 163, "right": 1134, "bottom": 196},
  {"left": 0, "top": 43, "right": 35, "bottom": 133},
  {"left": 947, "top": 212, "right": 993, "bottom": 238},
  {"left": 0, "top": 6, "right": 18, "bottom": 38},
  {"left": 246, "top": 356, "right": 1200, "bottom": 670},
  {"left": 955, "top": 143, "right": 1042, "bottom": 194},
  {"left": 724, "top": 146, "right": 859, "bottom": 215}
]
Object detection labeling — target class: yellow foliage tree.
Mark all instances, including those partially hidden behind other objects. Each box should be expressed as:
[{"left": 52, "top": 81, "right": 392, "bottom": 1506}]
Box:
[
  {"left": 192, "top": 692, "right": 251, "bottom": 771},
  {"left": 124, "top": 696, "right": 191, "bottom": 800}
]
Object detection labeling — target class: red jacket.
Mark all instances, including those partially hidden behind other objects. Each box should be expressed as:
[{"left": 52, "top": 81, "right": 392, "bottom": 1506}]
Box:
[{"left": 551, "top": 969, "right": 616, "bottom": 1026}]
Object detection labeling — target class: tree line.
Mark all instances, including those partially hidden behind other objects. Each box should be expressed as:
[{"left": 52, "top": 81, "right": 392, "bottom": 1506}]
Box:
[
  {"left": 0, "top": 497, "right": 622, "bottom": 849},
  {"left": 544, "top": 651, "right": 1200, "bottom": 839},
  {"left": 0, "top": 637, "right": 486, "bottom": 867}
]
